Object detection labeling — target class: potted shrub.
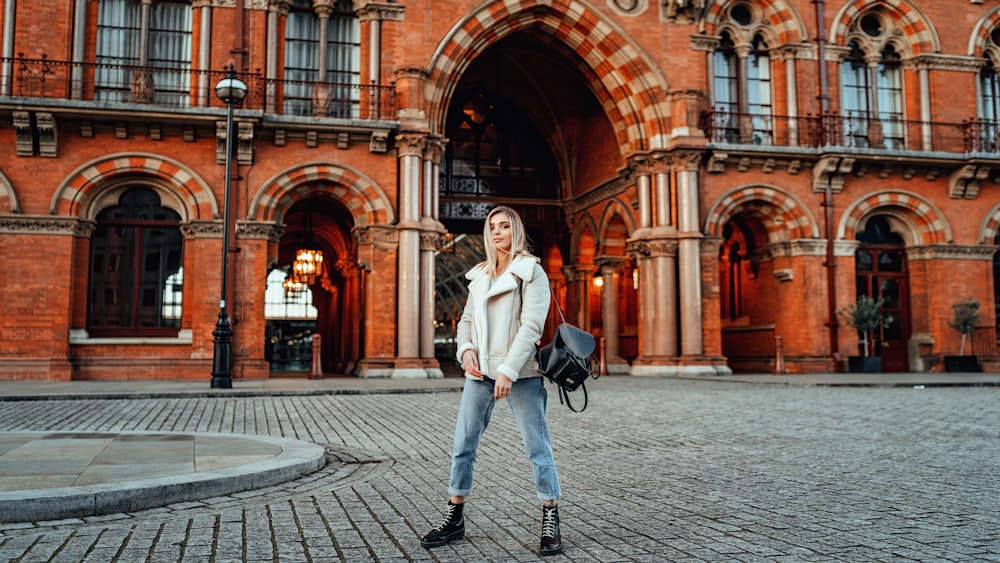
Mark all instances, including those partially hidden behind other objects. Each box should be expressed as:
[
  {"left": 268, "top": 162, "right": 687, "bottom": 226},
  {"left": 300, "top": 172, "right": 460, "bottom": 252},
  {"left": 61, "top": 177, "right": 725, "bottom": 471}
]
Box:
[
  {"left": 840, "top": 295, "right": 893, "bottom": 373},
  {"left": 944, "top": 298, "right": 982, "bottom": 372}
]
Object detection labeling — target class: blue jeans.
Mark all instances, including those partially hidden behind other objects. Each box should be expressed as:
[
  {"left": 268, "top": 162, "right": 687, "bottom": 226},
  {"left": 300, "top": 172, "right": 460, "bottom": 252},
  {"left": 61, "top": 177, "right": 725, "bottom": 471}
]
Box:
[{"left": 449, "top": 376, "right": 561, "bottom": 501}]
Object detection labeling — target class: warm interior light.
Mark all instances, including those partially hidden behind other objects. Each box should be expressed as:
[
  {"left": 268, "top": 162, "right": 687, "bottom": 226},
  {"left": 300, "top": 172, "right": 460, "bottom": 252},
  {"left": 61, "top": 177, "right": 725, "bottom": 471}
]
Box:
[
  {"left": 593, "top": 276, "right": 604, "bottom": 288},
  {"left": 283, "top": 275, "right": 306, "bottom": 297},
  {"left": 291, "top": 247, "right": 324, "bottom": 285},
  {"left": 633, "top": 268, "right": 639, "bottom": 290}
]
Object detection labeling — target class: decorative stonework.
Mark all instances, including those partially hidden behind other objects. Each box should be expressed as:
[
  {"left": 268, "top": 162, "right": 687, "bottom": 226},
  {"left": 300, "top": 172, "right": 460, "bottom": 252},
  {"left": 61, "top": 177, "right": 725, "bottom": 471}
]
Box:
[
  {"left": 356, "top": 1, "right": 405, "bottom": 22},
  {"left": 949, "top": 164, "right": 991, "bottom": 199},
  {"left": 565, "top": 173, "right": 630, "bottom": 216},
  {"left": 13, "top": 111, "right": 32, "bottom": 157},
  {"left": 420, "top": 231, "right": 441, "bottom": 251},
  {"left": 907, "top": 244, "right": 997, "bottom": 261},
  {"left": 0, "top": 215, "right": 90, "bottom": 236},
  {"left": 812, "top": 156, "right": 855, "bottom": 193},
  {"left": 238, "top": 122, "right": 254, "bottom": 165},
  {"left": 765, "top": 239, "right": 829, "bottom": 258},
  {"left": 180, "top": 220, "right": 224, "bottom": 238},
  {"left": 395, "top": 133, "right": 426, "bottom": 157},
  {"left": 36, "top": 112, "right": 57, "bottom": 157},
  {"left": 370, "top": 130, "right": 389, "bottom": 153},
  {"left": 237, "top": 221, "right": 284, "bottom": 242},
  {"left": 663, "top": 0, "right": 705, "bottom": 24},
  {"left": 354, "top": 225, "right": 399, "bottom": 246}
]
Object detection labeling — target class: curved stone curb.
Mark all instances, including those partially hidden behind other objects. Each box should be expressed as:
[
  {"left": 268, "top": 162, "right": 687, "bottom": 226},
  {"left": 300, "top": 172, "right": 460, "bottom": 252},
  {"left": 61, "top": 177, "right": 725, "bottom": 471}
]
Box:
[{"left": 0, "top": 432, "right": 326, "bottom": 523}]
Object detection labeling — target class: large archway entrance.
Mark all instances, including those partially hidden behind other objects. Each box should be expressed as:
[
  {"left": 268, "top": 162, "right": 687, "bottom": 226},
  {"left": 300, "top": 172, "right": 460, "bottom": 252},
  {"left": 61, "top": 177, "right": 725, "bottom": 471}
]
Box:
[
  {"left": 267, "top": 196, "right": 361, "bottom": 375},
  {"left": 433, "top": 32, "right": 619, "bottom": 368}
]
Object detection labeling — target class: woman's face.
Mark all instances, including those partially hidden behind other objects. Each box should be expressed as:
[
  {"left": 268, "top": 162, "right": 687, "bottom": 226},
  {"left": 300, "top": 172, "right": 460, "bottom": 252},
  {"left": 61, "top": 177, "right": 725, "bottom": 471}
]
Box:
[{"left": 489, "top": 211, "right": 513, "bottom": 253}]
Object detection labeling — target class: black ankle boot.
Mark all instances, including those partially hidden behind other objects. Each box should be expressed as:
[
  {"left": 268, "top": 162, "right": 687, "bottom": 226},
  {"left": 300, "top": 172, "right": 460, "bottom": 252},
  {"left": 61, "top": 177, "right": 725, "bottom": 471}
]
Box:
[
  {"left": 540, "top": 504, "right": 562, "bottom": 556},
  {"left": 421, "top": 501, "right": 465, "bottom": 548}
]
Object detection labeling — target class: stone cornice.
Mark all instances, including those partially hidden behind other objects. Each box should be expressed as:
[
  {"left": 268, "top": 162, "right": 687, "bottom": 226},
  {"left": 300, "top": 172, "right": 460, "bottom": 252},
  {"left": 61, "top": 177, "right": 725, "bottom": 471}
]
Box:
[
  {"left": 180, "top": 220, "right": 223, "bottom": 238},
  {"left": 907, "top": 54, "right": 985, "bottom": 73},
  {"left": 357, "top": 1, "right": 405, "bottom": 22},
  {"left": 908, "top": 244, "right": 998, "bottom": 260},
  {"left": 765, "top": 239, "right": 829, "bottom": 258},
  {"left": 565, "top": 173, "right": 630, "bottom": 216},
  {"left": 237, "top": 221, "right": 284, "bottom": 242},
  {"left": 0, "top": 215, "right": 94, "bottom": 236}
]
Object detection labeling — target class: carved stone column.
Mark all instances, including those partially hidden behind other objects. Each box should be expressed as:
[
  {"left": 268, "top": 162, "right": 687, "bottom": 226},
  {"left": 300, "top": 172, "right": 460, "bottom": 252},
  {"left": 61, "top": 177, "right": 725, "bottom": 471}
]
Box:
[
  {"left": 674, "top": 152, "right": 704, "bottom": 359},
  {"left": 561, "top": 265, "right": 596, "bottom": 331},
  {"left": 596, "top": 256, "right": 629, "bottom": 374},
  {"left": 265, "top": 1, "right": 290, "bottom": 113},
  {"left": 394, "top": 133, "right": 425, "bottom": 377}
]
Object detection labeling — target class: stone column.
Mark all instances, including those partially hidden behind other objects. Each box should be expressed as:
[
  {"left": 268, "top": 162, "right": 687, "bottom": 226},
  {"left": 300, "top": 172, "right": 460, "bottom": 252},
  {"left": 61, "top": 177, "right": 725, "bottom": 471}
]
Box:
[
  {"left": 265, "top": 1, "right": 289, "bottom": 114},
  {"left": 194, "top": 0, "right": 213, "bottom": 107},
  {"left": 395, "top": 133, "right": 425, "bottom": 377},
  {"left": 596, "top": 256, "right": 629, "bottom": 373},
  {"left": 675, "top": 152, "right": 703, "bottom": 358},
  {"left": 419, "top": 138, "right": 446, "bottom": 376},
  {"left": 71, "top": 0, "right": 86, "bottom": 99}
]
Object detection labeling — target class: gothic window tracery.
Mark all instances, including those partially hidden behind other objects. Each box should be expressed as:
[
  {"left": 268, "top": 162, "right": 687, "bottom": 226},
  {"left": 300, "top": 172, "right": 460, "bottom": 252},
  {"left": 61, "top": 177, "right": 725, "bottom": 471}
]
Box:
[{"left": 283, "top": 0, "right": 360, "bottom": 117}]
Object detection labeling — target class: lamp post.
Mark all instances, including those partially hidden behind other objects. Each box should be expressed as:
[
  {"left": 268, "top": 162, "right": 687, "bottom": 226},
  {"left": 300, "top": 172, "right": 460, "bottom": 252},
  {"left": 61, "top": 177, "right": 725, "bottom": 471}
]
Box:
[{"left": 211, "top": 65, "right": 247, "bottom": 389}]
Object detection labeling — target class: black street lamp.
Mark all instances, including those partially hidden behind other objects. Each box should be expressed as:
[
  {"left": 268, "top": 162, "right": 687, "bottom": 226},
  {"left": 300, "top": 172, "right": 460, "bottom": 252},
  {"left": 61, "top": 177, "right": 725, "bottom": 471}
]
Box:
[{"left": 211, "top": 65, "right": 248, "bottom": 389}]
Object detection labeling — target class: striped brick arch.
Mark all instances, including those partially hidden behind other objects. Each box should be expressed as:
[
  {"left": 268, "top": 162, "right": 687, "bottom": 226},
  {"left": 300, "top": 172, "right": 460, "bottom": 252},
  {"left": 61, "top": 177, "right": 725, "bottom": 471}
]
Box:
[
  {"left": 978, "top": 203, "right": 1000, "bottom": 244},
  {"left": 425, "top": 0, "right": 670, "bottom": 153},
  {"left": 249, "top": 163, "right": 394, "bottom": 227},
  {"left": 572, "top": 214, "right": 599, "bottom": 265},
  {"left": 831, "top": 0, "right": 938, "bottom": 54},
  {"left": 598, "top": 199, "right": 635, "bottom": 256},
  {"left": 969, "top": 8, "right": 1000, "bottom": 58},
  {"left": 838, "top": 190, "right": 951, "bottom": 244},
  {"left": 50, "top": 154, "right": 216, "bottom": 220},
  {"left": 702, "top": 0, "right": 808, "bottom": 44},
  {"left": 0, "top": 169, "right": 18, "bottom": 213},
  {"left": 704, "top": 186, "right": 819, "bottom": 243}
]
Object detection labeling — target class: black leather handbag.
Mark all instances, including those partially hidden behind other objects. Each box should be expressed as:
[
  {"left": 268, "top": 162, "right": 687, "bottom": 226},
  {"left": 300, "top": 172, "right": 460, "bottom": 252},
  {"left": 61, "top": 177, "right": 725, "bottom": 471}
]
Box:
[{"left": 536, "top": 293, "right": 598, "bottom": 412}]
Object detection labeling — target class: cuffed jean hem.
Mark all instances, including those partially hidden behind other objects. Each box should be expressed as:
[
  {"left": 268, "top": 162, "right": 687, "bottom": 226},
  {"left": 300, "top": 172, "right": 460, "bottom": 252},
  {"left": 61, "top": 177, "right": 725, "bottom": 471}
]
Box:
[{"left": 448, "top": 377, "right": 561, "bottom": 501}]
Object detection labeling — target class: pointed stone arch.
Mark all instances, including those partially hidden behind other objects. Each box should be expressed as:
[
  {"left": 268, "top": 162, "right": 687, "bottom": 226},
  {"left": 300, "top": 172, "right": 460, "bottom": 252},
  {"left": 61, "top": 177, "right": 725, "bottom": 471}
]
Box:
[
  {"left": 702, "top": 0, "right": 809, "bottom": 44},
  {"left": 572, "top": 213, "right": 600, "bottom": 264},
  {"left": 425, "top": 0, "right": 671, "bottom": 154},
  {"left": 248, "top": 162, "right": 395, "bottom": 227},
  {"left": 597, "top": 198, "right": 636, "bottom": 256},
  {"left": 49, "top": 153, "right": 216, "bottom": 221},
  {"left": 704, "top": 185, "right": 820, "bottom": 243},
  {"left": 0, "top": 169, "right": 19, "bottom": 213},
  {"left": 831, "top": 0, "right": 939, "bottom": 55},
  {"left": 837, "top": 190, "right": 951, "bottom": 244}
]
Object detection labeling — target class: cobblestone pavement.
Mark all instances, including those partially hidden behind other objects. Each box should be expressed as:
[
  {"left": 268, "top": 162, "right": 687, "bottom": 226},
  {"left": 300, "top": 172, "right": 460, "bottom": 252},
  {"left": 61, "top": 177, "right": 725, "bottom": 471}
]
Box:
[{"left": 0, "top": 377, "right": 997, "bottom": 562}]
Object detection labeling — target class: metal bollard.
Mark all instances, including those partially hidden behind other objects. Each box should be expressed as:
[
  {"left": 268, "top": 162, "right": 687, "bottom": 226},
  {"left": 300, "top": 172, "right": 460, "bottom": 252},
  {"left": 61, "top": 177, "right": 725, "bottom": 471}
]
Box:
[
  {"left": 774, "top": 334, "right": 786, "bottom": 374},
  {"left": 310, "top": 333, "right": 323, "bottom": 379}
]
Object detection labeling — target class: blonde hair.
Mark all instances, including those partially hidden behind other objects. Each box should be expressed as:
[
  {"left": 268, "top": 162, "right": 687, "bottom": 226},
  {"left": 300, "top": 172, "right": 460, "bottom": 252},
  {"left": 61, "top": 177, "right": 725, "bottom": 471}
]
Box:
[{"left": 483, "top": 206, "right": 532, "bottom": 277}]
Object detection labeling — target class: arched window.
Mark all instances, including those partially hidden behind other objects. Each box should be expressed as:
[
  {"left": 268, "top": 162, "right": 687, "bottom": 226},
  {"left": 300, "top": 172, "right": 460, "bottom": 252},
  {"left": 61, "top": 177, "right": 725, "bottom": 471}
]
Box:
[
  {"left": 95, "top": 0, "right": 192, "bottom": 105},
  {"left": 711, "top": 32, "right": 773, "bottom": 144},
  {"left": 87, "top": 187, "right": 184, "bottom": 336},
  {"left": 975, "top": 29, "right": 1000, "bottom": 152},
  {"left": 284, "top": 0, "right": 361, "bottom": 117},
  {"left": 840, "top": 40, "right": 904, "bottom": 149}
]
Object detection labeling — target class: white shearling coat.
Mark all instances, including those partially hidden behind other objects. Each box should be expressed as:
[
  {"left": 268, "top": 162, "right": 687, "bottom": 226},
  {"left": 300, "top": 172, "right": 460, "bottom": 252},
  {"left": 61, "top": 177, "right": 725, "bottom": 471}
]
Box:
[{"left": 455, "top": 254, "right": 550, "bottom": 382}]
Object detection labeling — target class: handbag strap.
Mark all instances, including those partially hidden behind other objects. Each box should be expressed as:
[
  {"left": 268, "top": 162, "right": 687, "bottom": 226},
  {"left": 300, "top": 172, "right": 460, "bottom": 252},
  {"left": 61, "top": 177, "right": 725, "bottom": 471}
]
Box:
[
  {"left": 548, "top": 287, "right": 567, "bottom": 324},
  {"left": 556, "top": 380, "right": 588, "bottom": 412}
]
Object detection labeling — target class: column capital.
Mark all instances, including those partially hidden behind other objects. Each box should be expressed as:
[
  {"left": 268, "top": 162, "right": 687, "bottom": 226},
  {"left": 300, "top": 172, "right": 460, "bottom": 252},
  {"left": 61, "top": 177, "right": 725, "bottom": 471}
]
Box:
[
  {"left": 561, "top": 264, "right": 597, "bottom": 281},
  {"left": 267, "top": 0, "right": 291, "bottom": 15},
  {"left": 668, "top": 151, "right": 703, "bottom": 172},
  {"left": 395, "top": 133, "right": 426, "bottom": 157},
  {"left": 627, "top": 151, "right": 672, "bottom": 175},
  {"left": 423, "top": 137, "right": 448, "bottom": 164},
  {"left": 357, "top": 1, "right": 405, "bottom": 22},
  {"left": 595, "top": 255, "right": 628, "bottom": 272}
]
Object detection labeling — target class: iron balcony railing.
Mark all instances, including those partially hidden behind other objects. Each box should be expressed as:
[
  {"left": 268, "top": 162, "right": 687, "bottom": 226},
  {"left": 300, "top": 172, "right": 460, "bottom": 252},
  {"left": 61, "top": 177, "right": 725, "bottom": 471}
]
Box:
[
  {"left": 702, "top": 108, "right": 999, "bottom": 154},
  {"left": 0, "top": 53, "right": 396, "bottom": 121}
]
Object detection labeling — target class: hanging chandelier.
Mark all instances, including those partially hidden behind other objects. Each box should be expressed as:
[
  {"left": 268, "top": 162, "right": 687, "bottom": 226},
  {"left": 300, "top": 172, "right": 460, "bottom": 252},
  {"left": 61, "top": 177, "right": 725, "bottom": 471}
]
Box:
[
  {"left": 282, "top": 274, "right": 306, "bottom": 297},
  {"left": 291, "top": 246, "right": 324, "bottom": 285},
  {"left": 290, "top": 206, "right": 324, "bottom": 286}
]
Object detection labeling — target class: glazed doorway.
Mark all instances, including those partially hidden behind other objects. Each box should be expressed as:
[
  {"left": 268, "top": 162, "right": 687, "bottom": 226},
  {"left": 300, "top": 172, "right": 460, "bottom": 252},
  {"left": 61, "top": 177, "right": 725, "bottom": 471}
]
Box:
[{"left": 855, "top": 216, "right": 911, "bottom": 372}]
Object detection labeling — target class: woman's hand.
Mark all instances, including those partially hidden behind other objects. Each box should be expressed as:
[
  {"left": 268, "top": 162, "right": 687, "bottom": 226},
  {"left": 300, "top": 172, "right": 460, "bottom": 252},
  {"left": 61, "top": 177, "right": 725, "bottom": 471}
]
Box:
[
  {"left": 461, "top": 349, "right": 482, "bottom": 378},
  {"left": 494, "top": 374, "right": 513, "bottom": 400}
]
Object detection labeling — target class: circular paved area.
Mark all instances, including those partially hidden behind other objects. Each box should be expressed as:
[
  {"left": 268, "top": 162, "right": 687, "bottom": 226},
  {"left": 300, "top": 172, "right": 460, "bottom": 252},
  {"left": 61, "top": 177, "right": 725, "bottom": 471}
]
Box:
[{"left": 0, "top": 377, "right": 997, "bottom": 562}]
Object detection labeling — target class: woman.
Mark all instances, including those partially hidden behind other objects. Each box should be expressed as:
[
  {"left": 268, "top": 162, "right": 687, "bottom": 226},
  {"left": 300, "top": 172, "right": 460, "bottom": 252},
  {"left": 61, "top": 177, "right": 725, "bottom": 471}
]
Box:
[{"left": 421, "top": 206, "right": 563, "bottom": 556}]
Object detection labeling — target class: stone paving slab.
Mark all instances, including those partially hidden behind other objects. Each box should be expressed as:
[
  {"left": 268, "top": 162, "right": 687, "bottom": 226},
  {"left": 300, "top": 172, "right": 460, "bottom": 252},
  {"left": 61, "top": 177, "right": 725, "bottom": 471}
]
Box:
[
  {"left": 0, "top": 376, "right": 997, "bottom": 561},
  {"left": 0, "top": 432, "right": 326, "bottom": 523}
]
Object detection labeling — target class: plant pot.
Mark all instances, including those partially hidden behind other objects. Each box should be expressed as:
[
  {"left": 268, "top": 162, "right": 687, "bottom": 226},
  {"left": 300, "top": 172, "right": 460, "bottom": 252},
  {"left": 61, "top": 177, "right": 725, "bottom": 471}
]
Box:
[
  {"left": 848, "top": 356, "right": 882, "bottom": 373},
  {"left": 943, "top": 355, "right": 980, "bottom": 373}
]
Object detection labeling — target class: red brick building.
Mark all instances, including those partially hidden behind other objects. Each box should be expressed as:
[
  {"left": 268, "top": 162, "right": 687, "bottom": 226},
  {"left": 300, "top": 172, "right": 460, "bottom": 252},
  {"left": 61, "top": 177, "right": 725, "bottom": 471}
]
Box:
[{"left": 1, "top": 0, "right": 998, "bottom": 380}]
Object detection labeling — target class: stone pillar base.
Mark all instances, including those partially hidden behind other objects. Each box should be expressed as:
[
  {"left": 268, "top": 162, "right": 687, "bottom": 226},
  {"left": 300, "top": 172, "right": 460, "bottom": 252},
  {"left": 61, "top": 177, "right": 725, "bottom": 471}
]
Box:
[{"left": 629, "top": 355, "right": 732, "bottom": 376}]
